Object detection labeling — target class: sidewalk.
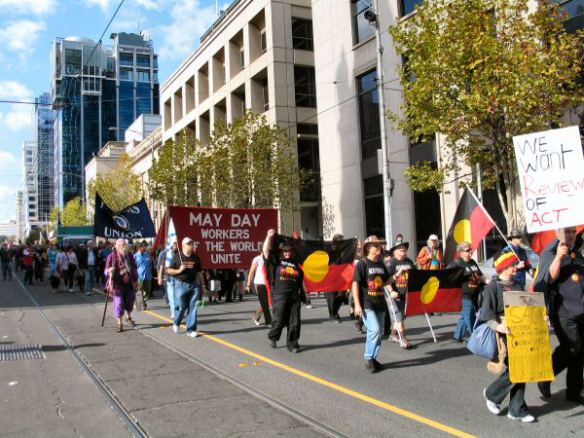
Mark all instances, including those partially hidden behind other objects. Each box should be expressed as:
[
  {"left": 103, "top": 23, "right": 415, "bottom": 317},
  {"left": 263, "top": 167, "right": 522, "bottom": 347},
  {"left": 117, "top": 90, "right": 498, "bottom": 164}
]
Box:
[{"left": 0, "top": 278, "right": 324, "bottom": 437}]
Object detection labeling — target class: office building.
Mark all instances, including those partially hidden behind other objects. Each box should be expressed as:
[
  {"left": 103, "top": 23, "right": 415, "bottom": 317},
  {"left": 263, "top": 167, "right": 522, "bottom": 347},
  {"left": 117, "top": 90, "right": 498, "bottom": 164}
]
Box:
[
  {"left": 35, "top": 92, "right": 56, "bottom": 224},
  {"left": 161, "top": 0, "right": 321, "bottom": 237},
  {"left": 0, "top": 221, "right": 17, "bottom": 239},
  {"left": 23, "top": 140, "right": 40, "bottom": 235},
  {"left": 51, "top": 32, "right": 159, "bottom": 207},
  {"left": 16, "top": 190, "right": 25, "bottom": 242}
]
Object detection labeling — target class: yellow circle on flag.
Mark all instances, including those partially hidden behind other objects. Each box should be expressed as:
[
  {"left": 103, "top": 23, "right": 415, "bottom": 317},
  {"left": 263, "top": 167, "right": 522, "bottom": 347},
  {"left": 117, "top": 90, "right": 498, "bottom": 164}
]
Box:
[
  {"left": 421, "top": 276, "right": 440, "bottom": 304},
  {"left": 453, "top": 219, "right": 471, "bottom": 244},
  {"left": 303, "top": 250, "right": 330, "bottom": 282}
]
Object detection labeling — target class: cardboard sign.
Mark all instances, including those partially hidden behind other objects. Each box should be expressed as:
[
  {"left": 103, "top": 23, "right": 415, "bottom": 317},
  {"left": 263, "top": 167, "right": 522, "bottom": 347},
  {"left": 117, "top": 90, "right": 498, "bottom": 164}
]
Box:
[
  {"left": 504, "top": 292, "right": 554, "bottom": 384},
  {"left": 167, "top": 206, "right": 278, "bottom": 269},
  {"left": 513, "top": 126, "right": 584, "bottom": 233}
]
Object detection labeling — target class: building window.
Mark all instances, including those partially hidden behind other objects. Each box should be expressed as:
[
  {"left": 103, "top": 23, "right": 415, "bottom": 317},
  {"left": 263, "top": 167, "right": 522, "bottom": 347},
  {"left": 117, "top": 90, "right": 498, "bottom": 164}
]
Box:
[
  {"left": 556, "top": 0, "right": 584, "bottom": 33},
  {"left": 400, "top": 0, "right": 424, "bottom": 17},
  {"left": 352, "top": 0, "right": 375, "bottom": 44},
  {"left": 363, "top": 175, "right": 384, "bottom": 237},
  {"left": 136, "top": 70, "right": 151, "bottom": 82},
  {"left": 294, "top": 66, "right": 317, "bottom": 108},
  {"left": 292, "top": 18, "right": 314, "bottom": 51},
  {"left": 240, "top": 48, "right": 245, "bottom": 69},
  {"left": 357, "top": 69, "right": 380, "bottom": 160},
  {"left": 260, "top": 30, "right": 267, "bottom": 53},
  {"left": 298, "top": 137, "right": 321, "bottom": 202},
  {"left": 119, "top": 52, "right": 133, "bottom": 66},
  {"left": 262, "top": 78, "right": 269, "bottom": 112},
  {"left": 64, "top": 48, "right": 81, "bottom": 75},
  {"left": 136, "top": 54, "right": 150, "bottom": 68},
  {"left": 119, "top": 68, "right": 133, "bottom": 81}
]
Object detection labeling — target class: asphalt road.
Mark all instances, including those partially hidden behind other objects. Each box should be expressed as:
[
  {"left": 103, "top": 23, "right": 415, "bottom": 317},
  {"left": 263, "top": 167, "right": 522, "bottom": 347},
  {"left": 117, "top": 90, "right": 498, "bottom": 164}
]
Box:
[{"left": 2, "top": 278, "right": 583, "bottom": 437}]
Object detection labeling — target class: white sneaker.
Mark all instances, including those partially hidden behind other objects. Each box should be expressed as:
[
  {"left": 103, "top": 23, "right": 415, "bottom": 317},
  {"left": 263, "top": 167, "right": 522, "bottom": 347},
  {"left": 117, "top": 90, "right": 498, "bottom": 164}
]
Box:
[
  {"left": 507, "top": 413, "right": 535, "bottom": 423},
  {"left": 252, "top": 316, "right": 261, "bottom": 326},
  {"left": 68, "top": 288, "right": 73, "bottom": 293},
  {"left": 483, "top": 389, "right": 502, "bottom": 415},
  {"left": 305, "top": 304, "right": 313, "bottom": 309},
  {"left": 172, "top": 324, "right": 179, "bottom": 334},
  {"left": 85, "top": 291, "right": 92, "bottom": 296},
  {"left": 186, "top": 331, "right": 199, "bottom": 338}
]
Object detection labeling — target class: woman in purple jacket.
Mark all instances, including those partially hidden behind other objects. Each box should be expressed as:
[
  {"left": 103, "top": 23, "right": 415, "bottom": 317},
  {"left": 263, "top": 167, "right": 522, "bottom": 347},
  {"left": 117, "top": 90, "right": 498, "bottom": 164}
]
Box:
[{"left": 106, "top": 239, "right": 139, "bottom": 332}]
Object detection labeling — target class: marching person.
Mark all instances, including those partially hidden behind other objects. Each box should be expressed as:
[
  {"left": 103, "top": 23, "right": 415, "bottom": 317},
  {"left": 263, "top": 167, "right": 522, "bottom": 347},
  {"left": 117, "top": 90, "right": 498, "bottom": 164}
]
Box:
[
  {"left": 416, "top": 234, "right": 444, "bottom": 270},
  {"left": 385, "top": 236, "right": 416, "bottom": 348},
  {"left": 504, "top": 230, "right": 534, "bottom": 290},
  {"left": 482, "top": 249, "right": 535, "bottom": 423},
  {"left": 134, "top": 240, "right": 153, "bottom": 310},
  {"left": 325, "top": 234, "right": 346, "bottom": 322},
  {"left": 78, "top": 240, "right": 98, "bottom": 296},
  {"left": 22, "top": 245, "right": 34, "bottom": 286},
  {"left": 167, "top": 237, "right": 204, "bottom": 338},
  {"left": 264, "top": 230, "right": 306, "bottom": 353},
  {"left": 448, "top": 241, "right": 489, "bottom": 343},
  {"left": 536, "top": 226, "right": 584, "bottom": 403},
  {"left": 105, "top": 239, "right": 139, "bottom": 333},
  {"left": 353, "top": 235, "right": 390, "bottom": 372},
  {"left": 1, "top": 243, "right": 12, "bottom": 281},
  {"left": 248, "top": 252, "right": 272, "bottom": 327},
  {"left": 64, "top": 246, "right": 78, "bottom": 292}
]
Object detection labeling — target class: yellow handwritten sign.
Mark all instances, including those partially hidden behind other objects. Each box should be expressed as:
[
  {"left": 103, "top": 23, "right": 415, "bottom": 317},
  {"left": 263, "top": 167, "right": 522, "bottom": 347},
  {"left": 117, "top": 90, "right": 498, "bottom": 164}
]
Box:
[{"left": 504, "top": 292, "right": 554, "bottom": 383}]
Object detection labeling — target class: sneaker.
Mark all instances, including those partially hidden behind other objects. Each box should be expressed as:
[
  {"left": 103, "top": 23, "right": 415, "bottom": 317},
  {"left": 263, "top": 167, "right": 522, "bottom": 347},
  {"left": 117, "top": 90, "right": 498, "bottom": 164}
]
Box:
[
  {"left": 305, "top": 304, "right": 313, "bottom": 309},
  {"left": 372, "top": 358, "right": 383, "bottom": 371},
  {"left": 68, "top": 288, "right": 73, "bottom": 293},
  {"left": 85, "top": 291, "right": 92, "bottom": 296},
  {"left": 483, "top": 389, "right": 502, "bottom": 415},
  {"left": 537, "top": 381, "right": 551, "bottom": 399},
  {"left": 186, "top": 331, "right": 199, "bottom": 338},
  {"left": 252, "top": 316, "right": 261, "bottom": 326},
  {"left": 507, "top": 413, "right": 535, "bottom": 423},
  {"left": 172, "top": 324, "right": 180, "bottom": 334},
  {"left": 364, "top": 359, "right": 376, "bottom": 373},
  {"left": 270, "top": 340, "right": 277, "bottom": 348}
]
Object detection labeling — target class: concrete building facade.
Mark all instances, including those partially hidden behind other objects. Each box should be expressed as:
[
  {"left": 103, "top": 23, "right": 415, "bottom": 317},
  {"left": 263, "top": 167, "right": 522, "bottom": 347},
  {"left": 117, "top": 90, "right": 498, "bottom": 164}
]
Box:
[
  {"left": 0, "top": 221, "right": 18, "bottom": 239},
  {"left": 16, "top": 190, "right": 25, "bottom": 242},
  {"left": 161, "top": 0, "right": 321, "bottom": 237}
]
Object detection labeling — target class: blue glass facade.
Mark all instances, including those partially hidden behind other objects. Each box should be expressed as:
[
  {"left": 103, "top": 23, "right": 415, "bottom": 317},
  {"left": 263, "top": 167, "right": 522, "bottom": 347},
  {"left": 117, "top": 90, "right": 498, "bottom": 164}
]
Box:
[{"left": 35, "top": 93, "right": 55, "bottom": 222}]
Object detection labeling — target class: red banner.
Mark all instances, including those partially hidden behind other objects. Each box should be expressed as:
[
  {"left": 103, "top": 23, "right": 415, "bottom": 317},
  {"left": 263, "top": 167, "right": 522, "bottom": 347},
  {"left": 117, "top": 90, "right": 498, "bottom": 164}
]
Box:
[{"left": 167, "top": 206, "right": 278, "bottom": 269}]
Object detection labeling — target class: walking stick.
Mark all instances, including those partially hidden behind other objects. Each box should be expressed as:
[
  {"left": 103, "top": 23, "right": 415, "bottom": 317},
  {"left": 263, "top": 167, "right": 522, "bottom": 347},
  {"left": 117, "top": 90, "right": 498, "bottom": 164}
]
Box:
[
  {"left": 101, "top": 286, "right": 110, "bottom": 327},
  {"left": 384, "top": 287, "right": 404, "bottom": 346}
]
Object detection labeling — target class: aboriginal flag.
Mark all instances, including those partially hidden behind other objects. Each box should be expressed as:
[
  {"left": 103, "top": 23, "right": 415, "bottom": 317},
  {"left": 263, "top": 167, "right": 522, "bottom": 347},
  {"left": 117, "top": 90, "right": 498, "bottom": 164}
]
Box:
[
  {"left": 273, "top": 234, "right": 357, "bottom": 292},
  {"left": 444, "top": 187, "right": 496, "bottom": 263},
  {"left": 405, "top": 268, "right": 465, "bottom": 317}
]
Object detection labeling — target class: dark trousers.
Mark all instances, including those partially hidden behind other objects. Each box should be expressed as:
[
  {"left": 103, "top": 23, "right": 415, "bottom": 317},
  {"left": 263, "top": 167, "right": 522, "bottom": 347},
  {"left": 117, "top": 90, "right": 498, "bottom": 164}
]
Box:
[
  {"left": 551, "top": 313, "right": 584, "bottom": 395},
  {"left": 224, "top": 281, "right": 235, "bottom": 302},
  {"left": 24, "top": 265, "right": 33, "bottom": 285},
  {"left": 485, "top": 361, "right": 528, "bottom": 417},
  {"left": 325, "top": 292, "right": 342, "bottom": 318},
  {"left": 253, "top": 284, "right": 272, "bottom": 324},
  {"left": 34, "top": 263, "right": 44, "bottom": 282},
  {"left": 268, "top": 296, "right": 301, "bottom": 349},
  {"left": 65, "top": 266, "right": 76, "bottom": 289}
]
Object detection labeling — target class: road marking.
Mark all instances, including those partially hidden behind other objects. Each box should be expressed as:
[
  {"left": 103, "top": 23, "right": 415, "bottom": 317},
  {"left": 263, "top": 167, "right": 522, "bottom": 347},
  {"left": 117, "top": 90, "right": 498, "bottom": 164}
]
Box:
[{"left": 143, "top": 309, "right": 475, "bottom": 438}]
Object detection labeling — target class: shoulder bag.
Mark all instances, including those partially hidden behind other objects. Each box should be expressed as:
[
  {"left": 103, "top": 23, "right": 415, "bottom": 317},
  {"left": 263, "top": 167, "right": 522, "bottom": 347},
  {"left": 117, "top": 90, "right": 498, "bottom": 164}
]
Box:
[{"left": 467, "top": 309, "right": 498, "bottom": 360}]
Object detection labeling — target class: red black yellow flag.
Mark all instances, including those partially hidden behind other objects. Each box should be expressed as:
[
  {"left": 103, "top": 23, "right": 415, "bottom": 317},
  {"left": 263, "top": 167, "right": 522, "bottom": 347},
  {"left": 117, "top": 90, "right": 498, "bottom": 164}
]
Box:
[
  {"left": 405, "top": 268, "right": 465, "bottom": 317},
  {"left": 273, "top": 235, "right": 357, "bottom": 292},
  {"left": 444, "top": 187, "right": 496, "bottom": 263}
]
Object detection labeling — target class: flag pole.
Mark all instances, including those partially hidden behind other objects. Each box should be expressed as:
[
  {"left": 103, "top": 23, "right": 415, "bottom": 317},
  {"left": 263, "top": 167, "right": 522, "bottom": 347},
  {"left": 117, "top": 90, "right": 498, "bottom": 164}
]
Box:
[
  {"left": 464, "top": 184, "right": 519, "bottom": 259},
  {"left": 424, "top": 313, "right": 437, "bottom": 343}
]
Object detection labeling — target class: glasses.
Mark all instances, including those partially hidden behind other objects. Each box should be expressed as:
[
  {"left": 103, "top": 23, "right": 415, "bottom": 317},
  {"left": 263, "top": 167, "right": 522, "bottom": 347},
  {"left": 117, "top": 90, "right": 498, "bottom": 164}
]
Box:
[{"left": 460, "top": 249, "right": 471, "bottom": 253}]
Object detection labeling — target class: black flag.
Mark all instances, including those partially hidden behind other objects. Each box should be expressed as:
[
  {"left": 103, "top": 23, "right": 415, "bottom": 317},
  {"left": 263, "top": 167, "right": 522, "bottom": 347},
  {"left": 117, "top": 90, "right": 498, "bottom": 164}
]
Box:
[{"left": 94, "top": 193, "right": 156, "bottom": 239}]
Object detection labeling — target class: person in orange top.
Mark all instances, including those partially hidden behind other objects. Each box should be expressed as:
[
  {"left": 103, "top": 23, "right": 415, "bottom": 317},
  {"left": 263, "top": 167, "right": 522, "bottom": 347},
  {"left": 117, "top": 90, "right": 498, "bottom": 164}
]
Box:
[{"left": 416, "top": 234, "right": 443, "bottom": 270}]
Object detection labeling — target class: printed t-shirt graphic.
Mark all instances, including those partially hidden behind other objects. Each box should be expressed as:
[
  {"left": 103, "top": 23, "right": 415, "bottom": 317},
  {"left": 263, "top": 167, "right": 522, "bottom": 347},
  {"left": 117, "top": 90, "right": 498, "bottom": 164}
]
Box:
[
  {"left": 269, "top": 257, "right": 304, "bottom": 299},
  {"left": 354, "top": 259, "right": 389, "bottom": 312},
  {"left": 447, "top": 258, "right": 483, "bottom": 301},
  {"left": 386, "top": 257, "right": 416, "bottom": 297}
]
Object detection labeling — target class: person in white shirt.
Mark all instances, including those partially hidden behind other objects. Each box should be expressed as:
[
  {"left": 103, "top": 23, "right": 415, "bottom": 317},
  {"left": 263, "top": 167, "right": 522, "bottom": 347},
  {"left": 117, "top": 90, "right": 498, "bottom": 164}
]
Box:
[{"left": 247, "top": 253, "right": 272, "bottom": 326}]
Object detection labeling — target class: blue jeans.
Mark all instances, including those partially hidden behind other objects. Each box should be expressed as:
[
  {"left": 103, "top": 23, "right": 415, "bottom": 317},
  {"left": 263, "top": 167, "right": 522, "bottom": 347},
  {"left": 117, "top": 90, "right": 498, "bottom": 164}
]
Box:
[
  {"left": 84, "top": 267, "right": 95, "bottom": 293},
  {"left": 173, "top": 279, "right": 200, "bottom": 332},
  {"left": 454, "top": 298, "right": 476, "bottom": 340},
  {"left": 167, "top": 278, "right": 176, "bottom": 317},
  {"left": 363, "top": 309, "right": 385, "bottom": 360}
]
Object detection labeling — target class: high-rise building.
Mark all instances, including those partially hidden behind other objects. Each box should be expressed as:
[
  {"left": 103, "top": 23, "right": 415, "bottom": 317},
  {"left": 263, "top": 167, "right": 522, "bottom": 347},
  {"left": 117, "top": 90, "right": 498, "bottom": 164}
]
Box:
[
  {"left": 51, "top": 32, "right": 159, "bottom": 207},
  {"left": 23, "top": 140, "right": 39, "bottom": 235},
  {"left": 34, "top": 92, "right": 55, "bottom": 224},
  {"left": 16, "top": 190, "right": 25, "bottom": 242}
]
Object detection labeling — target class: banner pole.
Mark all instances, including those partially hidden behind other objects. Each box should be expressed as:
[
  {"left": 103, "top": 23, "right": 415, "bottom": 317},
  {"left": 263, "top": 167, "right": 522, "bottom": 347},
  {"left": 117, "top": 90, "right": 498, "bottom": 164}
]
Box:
[
  {"left": 101, "top": 280, "right": 111, "bottom": 327},
  {"left": 424, "top": 312, "right": 437, "bottom": 343}
]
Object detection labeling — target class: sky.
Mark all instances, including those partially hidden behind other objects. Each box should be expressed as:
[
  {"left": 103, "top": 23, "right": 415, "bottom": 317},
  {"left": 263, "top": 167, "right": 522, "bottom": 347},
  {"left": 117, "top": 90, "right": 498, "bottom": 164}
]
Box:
[{"left": 0, "top": 0, "right": 232, "bottom": 223}]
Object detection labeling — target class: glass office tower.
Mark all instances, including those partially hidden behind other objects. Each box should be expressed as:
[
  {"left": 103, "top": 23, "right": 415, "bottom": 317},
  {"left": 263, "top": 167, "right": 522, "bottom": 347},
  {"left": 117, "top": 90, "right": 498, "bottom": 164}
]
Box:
[{"left": 35, "top": 92, "right": 55, "bottom": 224}]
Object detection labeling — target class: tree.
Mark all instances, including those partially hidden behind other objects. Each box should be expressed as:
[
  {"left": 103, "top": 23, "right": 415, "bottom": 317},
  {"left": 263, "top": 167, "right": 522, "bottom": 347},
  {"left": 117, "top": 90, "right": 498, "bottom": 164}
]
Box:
[
  {"left": 60, "top": 197, "right": 91, "bottom": 226},
  {"left": 389, "top": 0, "right": 583, "bottom": 229},
  {"left": 87, "top": 154, "right": 143, "bottom": 212}
]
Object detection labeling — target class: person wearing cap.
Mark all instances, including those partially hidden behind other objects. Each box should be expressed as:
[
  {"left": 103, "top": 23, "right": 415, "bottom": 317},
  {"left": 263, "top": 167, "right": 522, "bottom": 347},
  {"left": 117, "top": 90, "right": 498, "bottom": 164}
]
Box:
[
  {"left": 448, "top": 241, "right": 489, "bottom": 342},
  {"left": 385, "top": 236, "right": 416, "bottom": 348},
  {"left": 263, "top": 229, "right": 306, "bottom": 353},
  {"left": 353, "top": 235, "right": 391, "bottom": 372},
  {"left": 536, "top": 226, "right": 584, "bottom": 404},
  {"left": 78, "top": 240, "right": 98, "bottom": 296},
  {"left": 416, "top": 234, "right": 443, "bottom": 270},
  {"left": 503, "top": 230, "right": 533, "bottom": 290},
  {"left": 481, "top": 249, "right": 535, "bottom": 423},
  {"left": 167, "top": 237, "right": 204, "bottom": 337},
  {"left": 134, "top": 240, "right": 153, "bottom": 310}
]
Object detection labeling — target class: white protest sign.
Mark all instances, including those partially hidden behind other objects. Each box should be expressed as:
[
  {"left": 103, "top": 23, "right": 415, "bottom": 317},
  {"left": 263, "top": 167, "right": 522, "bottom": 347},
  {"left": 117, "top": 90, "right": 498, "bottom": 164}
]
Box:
[{"left": 513, "top": 126, "right": 584, "bottom": 233}]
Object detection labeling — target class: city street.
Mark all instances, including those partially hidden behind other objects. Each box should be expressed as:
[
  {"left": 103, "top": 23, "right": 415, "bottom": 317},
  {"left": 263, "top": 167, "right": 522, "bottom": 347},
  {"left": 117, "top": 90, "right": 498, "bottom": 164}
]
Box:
[{"left": 2, "top": 276, "right": 583, "bottom": 437}]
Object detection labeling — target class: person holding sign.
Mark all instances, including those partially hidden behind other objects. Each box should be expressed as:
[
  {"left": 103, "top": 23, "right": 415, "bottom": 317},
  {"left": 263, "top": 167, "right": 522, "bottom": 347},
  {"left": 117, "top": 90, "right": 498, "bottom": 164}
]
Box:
[
  {"left": 536, "top": 226, "right": 584, "bottom": 403},
  {"left": 481, "top": 249, "right": 535, "bottom": 423},
  {"left": 167, "top": 237, "right": 205, "bottom": 338},
  {"left": 264, "top": 230, "right": 306, "bottom": 353}
]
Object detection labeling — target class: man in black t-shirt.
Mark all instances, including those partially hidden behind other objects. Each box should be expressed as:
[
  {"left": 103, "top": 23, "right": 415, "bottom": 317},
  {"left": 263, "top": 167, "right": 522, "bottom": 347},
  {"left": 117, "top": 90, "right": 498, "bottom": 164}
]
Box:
[
  {"left": 385, "top": 237, "right": 416, "bottom": 349},
  {"left": 353, "top": 235, "right": 390, "bottom": 372},
  {"left": 263, "top": 230, "right": 305, "bottom": 353},
  {"left": 448, "top": 241, "right": 489, "bottom": 342},
  {"left": 167, "top": 237, "right": 205, "bottom": 338}
]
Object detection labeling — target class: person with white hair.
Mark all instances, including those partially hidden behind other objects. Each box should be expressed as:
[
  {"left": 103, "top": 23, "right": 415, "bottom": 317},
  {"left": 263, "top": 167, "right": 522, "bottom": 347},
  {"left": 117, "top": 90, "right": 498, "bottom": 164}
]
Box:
[
  {"left": 416, "top": 234, "right": 443, "bottom": 270},
  {"left": 105, "top": 239, "right": 139, "bottom": 332}
]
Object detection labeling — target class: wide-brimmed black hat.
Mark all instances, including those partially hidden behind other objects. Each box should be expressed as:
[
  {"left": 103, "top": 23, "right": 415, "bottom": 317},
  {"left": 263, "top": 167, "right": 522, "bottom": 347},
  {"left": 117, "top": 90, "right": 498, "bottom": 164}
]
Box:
[
  {"left": 507, "top": 229, "right": 523, "bottom": 239},
  {"left": 389, "top": 236, "right": 409, "bottom": 256}
]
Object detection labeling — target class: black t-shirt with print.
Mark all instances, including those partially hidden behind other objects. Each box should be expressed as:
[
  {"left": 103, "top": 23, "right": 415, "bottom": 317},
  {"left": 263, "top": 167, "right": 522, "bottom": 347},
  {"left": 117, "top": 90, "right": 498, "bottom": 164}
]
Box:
[
  {"left": 269, "top": 256, "right": 304, "bottom": 300},
  {"left": 554, "top": 250, "right": 584, "bottom": 318},
  {"left": 447, "top": 258, "right": 483, "bottom": 300},
  {"left": 170, "top": 252, "right": 202, "bottom": 283},
  {"left": 354, "top": 258, "right": 390, "bottom": 312},
  {"left": 386, "top": 257, "right": 416, "bottom": 297}
]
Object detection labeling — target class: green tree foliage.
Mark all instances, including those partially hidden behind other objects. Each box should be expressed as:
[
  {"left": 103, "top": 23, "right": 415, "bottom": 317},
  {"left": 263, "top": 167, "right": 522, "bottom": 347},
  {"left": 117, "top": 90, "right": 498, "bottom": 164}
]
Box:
[
  {"left": 25, "top": 229, "right": 40, "bottom": 245},
  {"left": 87, "top": 154, "right": 143, "bottom": 212},
  {"left": 390, "top": 0, "right": 583, "bottom": 229},
  {"left": 60, "top": 197, "right": 91, "bottom": 226},
  {"left": 150, "top": 111, "right": 305, "bottom": 215}
]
